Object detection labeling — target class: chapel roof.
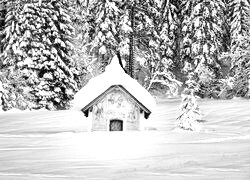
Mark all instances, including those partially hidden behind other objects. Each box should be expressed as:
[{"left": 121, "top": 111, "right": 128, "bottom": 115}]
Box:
[{"left": 73, "top": 56, "right": 156, "bottom": 116}]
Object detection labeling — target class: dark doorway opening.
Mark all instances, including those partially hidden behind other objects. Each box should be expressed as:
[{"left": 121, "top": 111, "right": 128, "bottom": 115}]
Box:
[{"left": 109, "top": 119, "right": 123, "bottom": 131}]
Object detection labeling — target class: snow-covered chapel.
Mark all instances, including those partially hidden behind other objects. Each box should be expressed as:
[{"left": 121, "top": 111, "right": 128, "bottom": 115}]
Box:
[{"left": 73, "top": 56, "right": 155, "bottom": 131}]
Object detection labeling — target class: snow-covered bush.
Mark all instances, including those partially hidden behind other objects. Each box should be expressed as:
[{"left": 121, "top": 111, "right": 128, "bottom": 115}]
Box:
[
  {"left": 217, "top": 78, "right": 234, "bottom": 99},
  {"left": 198, "top": 78, "right": 234, "bottom": 99}
]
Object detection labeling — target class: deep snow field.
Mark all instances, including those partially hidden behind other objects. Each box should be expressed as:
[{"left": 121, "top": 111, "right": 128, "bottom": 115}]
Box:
[{"left": 0, "top": 98, "right": 250, "bottom": 180}]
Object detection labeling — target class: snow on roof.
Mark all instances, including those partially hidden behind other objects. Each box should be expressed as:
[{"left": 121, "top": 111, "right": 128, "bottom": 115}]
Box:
[{"left": 73, "top": 56, "right": 156, "bottom": 112}]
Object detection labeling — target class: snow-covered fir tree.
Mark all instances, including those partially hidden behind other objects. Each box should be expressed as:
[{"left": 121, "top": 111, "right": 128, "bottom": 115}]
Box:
[
  {"left": 82, "top": 0, "right": 123, "bottom": 72},
  {"left": 1, "top": 0, "right": 79, "bottom": 110},
  {"left": 0, "top": 0, "right": 28, "bottom": 110},
  {"left": 1, "top": 0, "right": 250, "bottom": 112},
  {"left": 138, "top": 0, "right": 181, "bottom": 95},
  {"left": 227, "top": 0, "right": 250, "bottom": 97},
  {"left": 0, "top": 0, "right": 6, "bottom": 53},
  {"left": 81, "top": 0, "right": 180, "bottom": 95},
  {"left": 229, "top": 0, "right": 250, "bottom": 49},
  {"left": 176, "top": 71, "right": 203, "bottom": 132},
  {"left": 82, "top": 0, "right": 132, "bottom": 73},
  {"left": 227, "top": 35, "right": 250, "bottom": 97},
  {"left": 0, "top": 76, "right": 8, "bottom": 111},
  {"left": 181, "top": 0, "right": 226, "bottom": 97},
  {"left": 66, "top": 0, "right": 99, "bottom": 88},
  {"left": 180, "top": 0, "right": 193, "bottom": 67},
  {"left": 0, "top": 69, "right": 33, "bottom": 110}
]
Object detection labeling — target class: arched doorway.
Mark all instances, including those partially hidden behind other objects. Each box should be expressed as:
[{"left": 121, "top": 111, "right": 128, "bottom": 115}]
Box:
[{"left": 109, "top": 119, "right": 123, "bottom": 131}]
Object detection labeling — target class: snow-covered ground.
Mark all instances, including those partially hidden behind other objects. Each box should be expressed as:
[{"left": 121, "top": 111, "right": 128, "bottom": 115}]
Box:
[{"left": 0, "top": 98, "right": 250, "bottom": 180}]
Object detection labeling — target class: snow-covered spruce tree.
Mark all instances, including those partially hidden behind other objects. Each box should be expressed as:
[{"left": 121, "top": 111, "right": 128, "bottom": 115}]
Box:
[
  {"left": 0, "top": 76, "right": 9, "bottom": 111},
  {"left": 137, "top": 0, "right": 181, "bottom": 96},
  {"left": 227, "top": 0, "right": 250, "bottom": 97},
  {"left": 78, "top": 0, "right": 180, "bottom": 95},
  {"left": 180, "top": 0, "right": 193, "bottom": 69},
  {"left": 70, "top": 0, "right": 136, "bottom": 83},
  {"left": 0, "top": 69, "right": 33, "bottom": 110},
  {"left": 1, "top": 0, "right": 78, "bottom": 110},
  {"left": 0, "top": 0, "right": 6, "bottom": 53},
  {"left": 176, "top": 71, "right": 203, "bottom": 132},
  {"left": 181, "top": 0, "right": 226, "bottom": 97},
  {"left": 1, "top": 0, "right": 22, "bottom": 65},
  {"left": 66, "top": 0, "right": 99, "bottom": 88},
  {"left": 229, "top": 0, "right": 250, "bottom": 48},
  {"left": 0, "top": 0, "right": 29, "bottom": 110},
  {"left": 227, "top": 35, "right": 250, "bottom": 97},
  {"left": 82, "top": 0, "right": 123, "bottom": 72}
]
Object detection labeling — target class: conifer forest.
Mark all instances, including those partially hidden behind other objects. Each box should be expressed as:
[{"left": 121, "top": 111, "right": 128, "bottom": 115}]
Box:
[
  {"left": 0, "top": 0, "right": 250, "bottom": 111},
  {"left": 1, "top": 2, "right": 250, "bottom": 179}
]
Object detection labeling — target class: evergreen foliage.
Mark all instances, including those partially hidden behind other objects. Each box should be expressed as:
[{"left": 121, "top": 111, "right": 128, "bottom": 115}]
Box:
[
  {"left": 227, "top": 0, "right": 250, "bottom": 97},
  {"left": 0, "top": 0, "right": 250, "bottom": 111},
  {"left": 176, "top": 72, "right": 203, "bottom": 131},
  {"left": 143, "top": 0, "right": 181, "bottom": 96},
  {"left": 82, "top": 0, "right": 179, "bottom": 95},
  {"left": 82, "top": 0, "right": 122, "bottom": 71},
  {"left": 0, "top": 0, "right": 6, "bottom": 53},
  {"left": 1, "top": 0, "right": 78, "bottom": 110},
  {"left": 229, "top": 0, "right": 250, "bottom": 49},
  {"left": 228, "top": 35, "right": 250, "bottom": 97},
  {"left": 181, "top": 0, "right": 226, "bottom": 96}
]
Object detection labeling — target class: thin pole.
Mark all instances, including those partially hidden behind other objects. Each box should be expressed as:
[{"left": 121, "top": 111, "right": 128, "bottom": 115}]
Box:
[{"left": 127, "top": 5, "right": 135, "bottom": 78}]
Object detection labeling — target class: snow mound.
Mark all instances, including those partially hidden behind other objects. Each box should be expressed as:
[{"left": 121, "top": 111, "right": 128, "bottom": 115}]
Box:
[{"left": 73, "top": 56, "right": 156, "bottom": 112}]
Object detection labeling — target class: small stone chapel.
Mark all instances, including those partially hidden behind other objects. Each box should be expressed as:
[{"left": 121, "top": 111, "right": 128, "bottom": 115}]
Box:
[{"left": 73, "top": 56, "right": 155, "bottom": 131}]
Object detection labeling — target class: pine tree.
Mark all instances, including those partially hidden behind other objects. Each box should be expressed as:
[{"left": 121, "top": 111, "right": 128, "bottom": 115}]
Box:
[
  {"left": 229, "top": 0, "right": 250, "bottom": 49},
  {"left": 228, "top": 36, "right": 250, "bottom": 97},
  {"left": 181, "top": 0, "right": 226, "bottom": 96},
  {"left": 1, "top": 0, "right": 21, "bottom": 65},
  {"left": 180, "top": 0, "right": 193, "bottom": 68},
  {"left": 0, "top": 69, "right": 33, "bottom": 110},
  {"left": 67, "top": 0, "right": 97, "bottom": 88},
  {"left": 228, "top": 0, "right": 250, "bottom": 97},
  {"left": 0, "top": 0, "right": 27, "bottom": 110},
  {"left": 82, "top": 0, "right": 122, "bottom": 72},
  {"left": 0, "top": 76, "right": 8, "bottom": 111},
  {"left": 138, "top": 0, "right": 181, "bottom": 95},
  {"left": 1, "top": 0, "right": 79, "bottom": 110},
  {"left": 176, "top": 72, "right": 203, "bottom": 131},
  {"left": 0, "top": 0, "right": 6, "bottom": 53}
]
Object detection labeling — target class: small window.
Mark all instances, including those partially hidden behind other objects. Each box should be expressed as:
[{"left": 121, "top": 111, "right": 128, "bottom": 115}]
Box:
[{"left": 109, "top": 119, "right": 123, "bottom": 131}]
